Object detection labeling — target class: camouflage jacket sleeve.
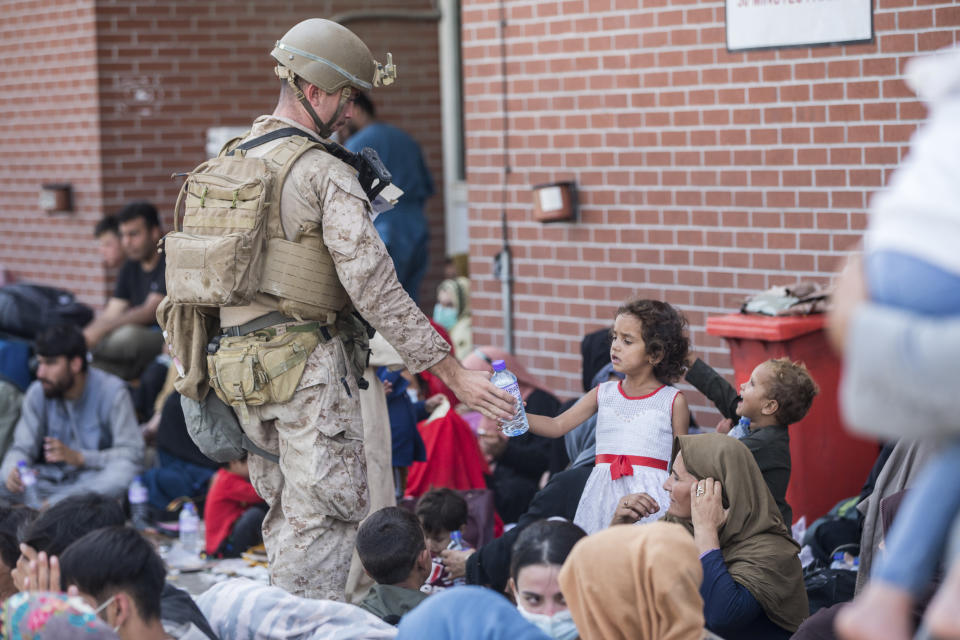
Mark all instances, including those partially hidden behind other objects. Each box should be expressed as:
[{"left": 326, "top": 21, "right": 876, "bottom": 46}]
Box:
[{"left": 314, "top": 165, "right": 450, "bottom": 374}]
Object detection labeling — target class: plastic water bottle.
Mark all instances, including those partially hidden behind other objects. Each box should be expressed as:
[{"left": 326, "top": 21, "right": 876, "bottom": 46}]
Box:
[
  {"left": 178, "top": 502, "right": 200, "bottom": 556},
  {"left": 728, "top": 416, "right": 751, "bottom": 439},
  {"left": 447, "top": 530, "right": 465, "bottom": 551},
  {"left": 128, "top": 476, "right": 151, "bottom": 531},
  {"left": 490, "top": 359, "right": 529, "bottom": 437},
  {"left": 17, "top": 461, "right": 41, "bottom": 510}
]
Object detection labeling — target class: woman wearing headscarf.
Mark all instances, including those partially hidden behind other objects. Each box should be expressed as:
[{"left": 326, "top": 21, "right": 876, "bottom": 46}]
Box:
[
  {"left": 654, "top": 434, "right": 808, "bottom": 639},
  {"left": 396, "top": 585, "right": 549, "bottom": 640},
  {"left": 433, "top": 277, "right": 473, "bottom": 360},
  {"left": 2, "top": 591, "right": 120, "bottom": 639},
  {"left": 462, "top": 347, "right": 564, "bottom": 523},
  {"left": 559, "top": 522, "right": 721, "bottom": 640}
]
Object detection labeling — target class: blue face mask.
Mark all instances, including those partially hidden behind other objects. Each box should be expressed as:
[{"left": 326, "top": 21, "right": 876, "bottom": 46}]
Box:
[
  {"left": 516, "top": 604, "right": 579, "bottom": 640},
  {"left": 433, "top": 304, "right": 458, "bottom": 330}
]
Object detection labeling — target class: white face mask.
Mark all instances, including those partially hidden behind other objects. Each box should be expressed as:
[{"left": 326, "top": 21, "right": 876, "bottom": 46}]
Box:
[{"left": 516, "top": 604, "right": 579, "bottom": 640}]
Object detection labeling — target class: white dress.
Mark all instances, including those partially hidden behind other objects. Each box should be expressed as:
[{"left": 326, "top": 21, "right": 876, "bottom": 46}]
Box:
[{"left": 573, "top": 380, "right": 678, "bottom": 534}]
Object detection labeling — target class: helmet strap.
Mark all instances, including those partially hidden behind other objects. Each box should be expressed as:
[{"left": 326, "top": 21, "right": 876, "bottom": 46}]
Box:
[{"left": 286, "top": 75, "right": 350, "bottom": 139}]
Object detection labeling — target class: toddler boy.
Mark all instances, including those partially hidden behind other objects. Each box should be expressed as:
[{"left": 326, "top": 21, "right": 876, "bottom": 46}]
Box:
[
  {"left": 685, "top": 355, "right": 818, "bottom": 525},
  {"left": 415, "top": 487, "right": 471, "bottom": 592}
]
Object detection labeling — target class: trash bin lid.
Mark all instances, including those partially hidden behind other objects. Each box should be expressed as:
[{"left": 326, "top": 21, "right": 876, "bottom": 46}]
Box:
[{"left": 705, "top": 313, "right": 827, "bottom": 342}]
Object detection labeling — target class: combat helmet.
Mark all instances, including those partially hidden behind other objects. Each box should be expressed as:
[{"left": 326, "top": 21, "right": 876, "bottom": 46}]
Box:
[{"left": 271, "top": 18, "right": 397, "bottom": 138}]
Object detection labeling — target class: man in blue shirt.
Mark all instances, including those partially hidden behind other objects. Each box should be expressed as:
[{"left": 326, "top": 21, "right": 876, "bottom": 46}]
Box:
[{"left": 343, "top": 93, "right": 434, "bottom": 303}]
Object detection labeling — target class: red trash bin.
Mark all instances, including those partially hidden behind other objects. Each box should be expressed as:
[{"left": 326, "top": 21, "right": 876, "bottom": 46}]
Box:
[{"left": 705, "top": 313, "right": 879, "bottom": 525}]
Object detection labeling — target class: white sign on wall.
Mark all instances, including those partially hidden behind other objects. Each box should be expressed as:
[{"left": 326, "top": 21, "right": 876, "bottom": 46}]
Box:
[{"left": 726, "top": 0, "right": 872, "bottom": 51}]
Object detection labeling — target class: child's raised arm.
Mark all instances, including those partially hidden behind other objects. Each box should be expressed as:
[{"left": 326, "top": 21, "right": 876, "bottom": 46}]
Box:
[{"left": 526, "top": 387, "right": 600, "bottom": 439}]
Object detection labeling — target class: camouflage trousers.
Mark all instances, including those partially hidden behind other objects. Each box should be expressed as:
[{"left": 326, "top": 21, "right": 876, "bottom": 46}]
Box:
[{"left": 239, "top": 336, "right": 370, "bottom": 601}]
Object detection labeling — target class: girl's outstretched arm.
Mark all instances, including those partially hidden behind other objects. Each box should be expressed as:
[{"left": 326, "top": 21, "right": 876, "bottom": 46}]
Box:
[
  {"left": 672, "top": 391, "right": 690, "bottom": 437},
  {"left": 526, "top": 387, "right": 599, "bottom": 438}
]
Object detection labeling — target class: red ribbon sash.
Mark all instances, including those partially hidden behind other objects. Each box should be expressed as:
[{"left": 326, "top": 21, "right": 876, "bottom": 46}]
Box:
[{"left": 595, "top": 454, "right": 668, "bottom": 480}]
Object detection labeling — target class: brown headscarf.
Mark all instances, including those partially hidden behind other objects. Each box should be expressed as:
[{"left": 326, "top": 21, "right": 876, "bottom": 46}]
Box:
[
  {"left": 663, "top": 433, "right": 809, "bottom": 632},
  {"left": 558, "top": 522, "right": 708, "bottom": 640}
]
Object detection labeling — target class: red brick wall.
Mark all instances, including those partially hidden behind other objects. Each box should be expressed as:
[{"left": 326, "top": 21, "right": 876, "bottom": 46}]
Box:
[
  {"left": 0, "top": 0, "right": 444, "bottom": 309},
  {"left": 462, "top": 0, "right": 960, "bottom": 413},
  {"left": 0, "top": 0, "right": 107, "bottom": 304}
]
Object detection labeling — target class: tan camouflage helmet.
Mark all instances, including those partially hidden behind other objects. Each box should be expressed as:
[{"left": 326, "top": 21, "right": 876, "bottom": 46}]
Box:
[{"left": 270, "top": 18, "right": 396, "bottom": 94}]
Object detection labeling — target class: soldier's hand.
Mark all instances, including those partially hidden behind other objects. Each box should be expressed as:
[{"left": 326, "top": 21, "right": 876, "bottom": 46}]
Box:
[
  {"left": 452, "top": 368, "right": 516, "bottom": 421},
  {"left": 5, "top": 466, "right": 22, "bottom": 493}
]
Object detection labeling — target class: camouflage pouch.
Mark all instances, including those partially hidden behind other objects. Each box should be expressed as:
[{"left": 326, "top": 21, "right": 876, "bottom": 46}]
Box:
[{"left": 207, "top": 329, "right": 319, "bottom": 419}]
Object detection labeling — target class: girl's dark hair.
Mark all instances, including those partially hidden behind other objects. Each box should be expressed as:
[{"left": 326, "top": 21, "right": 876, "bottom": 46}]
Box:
[
  {"left": 509, "top": 519, "right": 586, "bottom": 580},
  {"left": 615, "top": 299, "right": 689, "bottom": 383}
]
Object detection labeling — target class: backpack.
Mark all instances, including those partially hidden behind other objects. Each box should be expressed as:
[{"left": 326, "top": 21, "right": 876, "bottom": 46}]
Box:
[
  {"left": 163, "top": 133, "right": 318, "bottom": 308},
  {"left": 0, "top": 283, "right": 94, "bottom": 341}
]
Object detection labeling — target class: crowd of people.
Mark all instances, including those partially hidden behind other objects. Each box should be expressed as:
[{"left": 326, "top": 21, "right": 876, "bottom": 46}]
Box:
[{"left": 0, "top": 17, "right": 957, "bottom": 640}]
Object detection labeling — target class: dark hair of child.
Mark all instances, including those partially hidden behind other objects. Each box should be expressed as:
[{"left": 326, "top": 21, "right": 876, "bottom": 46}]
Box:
[
  {"left": 615, "top": 298, "right": 689, "bottom": 384},
  {"left": 415, "top": 488, "right": 468, "bottom": 535},
  {"left": 356, "top": 506, "right": 426, "bottom": 585}
]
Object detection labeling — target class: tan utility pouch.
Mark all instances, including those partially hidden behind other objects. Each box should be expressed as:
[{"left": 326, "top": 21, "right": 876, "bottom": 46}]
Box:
[
  {"left": 165, "top": 159, "right": 272, "bottom": 306},
  {"left": 207, "top": 329, "right": 319, "bottom": 418}
]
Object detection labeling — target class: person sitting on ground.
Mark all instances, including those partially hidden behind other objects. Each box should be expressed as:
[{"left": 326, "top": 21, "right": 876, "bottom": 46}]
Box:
[
  {"left": 397, "top": 585, "right": 551, "bottom": 640},
  {"left": 0, "top": 378, "right": 23, "bottom": 464},
  {"left": 355, "top": 506, "right": 431, "bottom": 624},
  {"left": 463, "top": 347, "right": 565, "bottom": 525},
  {"left": 0, "top": 324, "right": 143, "bottom": 506},
  {"left": 94, "top": 215, "right": 125, "bottom": 272},
  {"left": 559, "top": 521, "right": 722, "bottom": 640},
  {"left": 626, "top": 434, "right": 807, "bottom": 639},
  {"left": 10, "top": 494, "right": 217, "bottom": 640},
  {"left": 508, "top": 520, "right": 585, "bottom": 640},
  {"left": 203, "top": 454, "right": 266, "bottom": 558},
  {"left": 142, "top": 391, "right": 219, "bottom": 519},
  {"left": 417, "top": 488, "right": 471, "bottom": 592},
  {"left": 84, "top": 201, "right": 166, "bottom": 381},
  {"left": 197, "top": 578, "right": 396, "bottom": 640},
  {"left": 684, "top": 353, "right": 819, "bottom": 525},
  {"left": 1, "top": 591, "right": 121, "bottom": 639},
  {"left": 58, "top": 526, "right": 215, "bottom": 640},
  {"left": 0, "top": 505, "right": 33, "bottom": 601},
  {"left": 433, "top": 278, "right": 472, "bottom": 360}
]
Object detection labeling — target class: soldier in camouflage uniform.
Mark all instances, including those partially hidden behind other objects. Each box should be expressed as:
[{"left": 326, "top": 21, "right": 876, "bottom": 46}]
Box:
[{"left": 210, "top": 19, "right": 515, "bottom": 600}]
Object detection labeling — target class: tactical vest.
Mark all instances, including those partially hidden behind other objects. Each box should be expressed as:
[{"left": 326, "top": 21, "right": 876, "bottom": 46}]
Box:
[{"left": 164, "top": 130, "right": 348, "bottom": 324}]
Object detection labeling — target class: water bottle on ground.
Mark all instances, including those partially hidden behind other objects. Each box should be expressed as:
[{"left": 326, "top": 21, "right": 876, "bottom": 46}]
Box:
[
  {"left": 128, "top": 476, "right": 151, "bottom": 531},
  {"left": 728, "top": 416, "right": 751, "bottom": 440},
  {"left": 17, "top": 461, "right": 41, "bottom": 510},
  {"left": 490, "top": 359, "right": 529, "bottom": 437},
  {"left": 179, "top": 502, "right": 200, "bottom": 556}
]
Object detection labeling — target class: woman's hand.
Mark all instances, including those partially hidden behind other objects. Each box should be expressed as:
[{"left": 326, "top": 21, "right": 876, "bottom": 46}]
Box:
[
  {"left": 691, "top": 478, "right": 728, "bottom": 554},
  {"left": 439, "top": 548, "right": 474, "bottom": 579},
  {"left": 610, "top": 493, "right": 660, "bottom": 526}
]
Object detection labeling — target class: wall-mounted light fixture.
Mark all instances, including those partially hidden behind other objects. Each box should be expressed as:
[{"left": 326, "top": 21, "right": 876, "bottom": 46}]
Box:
[
  {"left": 532, "top": 180, "right": 577, "bottom": 223},
  {"left": 39, "top": 183, "right": 73, "bottom": 214}
]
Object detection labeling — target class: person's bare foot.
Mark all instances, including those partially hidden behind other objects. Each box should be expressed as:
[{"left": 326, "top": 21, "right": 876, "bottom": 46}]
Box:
[
  {"left": 925, "top": 561, "right": 960, "bottom": 639},
  {"left": 835, "top": 583, "right": 913, "bottom": 640}
]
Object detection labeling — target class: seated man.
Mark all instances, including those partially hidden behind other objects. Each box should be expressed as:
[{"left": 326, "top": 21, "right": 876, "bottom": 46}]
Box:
[
  {"left": 84, "top": 201, "right": 166, "bottom": 381},
  {"left": 0, "top": 324, "right": 143, "bottom": 505},
  {"left": 356, "top": 507, "right": 431, "bottom": 625},
  {"left": 59, "top": 526, "right": 215, "bottom": 640},
  {"left": 94, "top": 214, "right": 125, "bottom": 271}
]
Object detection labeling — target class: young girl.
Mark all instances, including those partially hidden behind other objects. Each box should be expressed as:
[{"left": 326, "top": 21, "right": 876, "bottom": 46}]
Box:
[{"left": 525, "top": 299, "right": 690, "bottom": 534}]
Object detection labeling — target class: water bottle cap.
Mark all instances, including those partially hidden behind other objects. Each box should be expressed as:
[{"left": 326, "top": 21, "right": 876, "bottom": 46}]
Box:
[
  {"left": 17, "top": 461, "right": 25, "bottom": 468},
  {"left": 491, "top": 360, "right": 506, "bottom": 372},
  {"left": 450, "top": 531, "right": 462, "bottom": 541},
  {"left": 738, "top": 417, "right": 751, "bottom": 428}
]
